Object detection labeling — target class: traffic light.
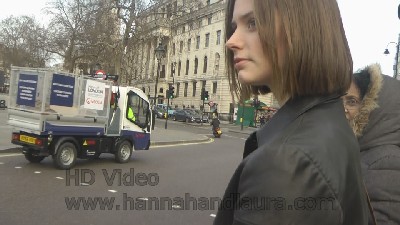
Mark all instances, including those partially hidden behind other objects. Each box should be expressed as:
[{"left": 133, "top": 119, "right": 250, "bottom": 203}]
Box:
[
  {"left": 204, "top": 91, "right": 209, "bottom": 101},
  {"left": 167, "top": 85, "right": 175, "bottom": 99}
]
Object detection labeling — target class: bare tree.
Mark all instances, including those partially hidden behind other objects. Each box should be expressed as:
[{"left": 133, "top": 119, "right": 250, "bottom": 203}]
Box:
[
  {"left": 45, "top": 0, "right": 119, "bottom": 72},
  {"left": 0, "top": 16, "right": 50, "bottom": 68}
]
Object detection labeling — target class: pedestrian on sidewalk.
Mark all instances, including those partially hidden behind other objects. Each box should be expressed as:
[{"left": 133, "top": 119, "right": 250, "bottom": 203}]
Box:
[
  {"left": 214, "top": 0, "right": 369, "bottom": 224},
  {"left": 343, "top": 64, "right": 400, "bottom": 225},
  {"left": 259, "top": 113, "right": 266, "bottom": 127}
]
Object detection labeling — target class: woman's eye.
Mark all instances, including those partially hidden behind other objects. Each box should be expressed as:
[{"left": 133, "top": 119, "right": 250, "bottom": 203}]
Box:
[
  {"left": 346, "top": 98, "right": 359, "bottom": 106},
  {"left": 248, "top": 19, "right": 256, "bottom": 30}
]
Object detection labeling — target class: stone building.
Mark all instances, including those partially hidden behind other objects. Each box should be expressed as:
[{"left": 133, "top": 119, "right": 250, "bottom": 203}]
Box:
[{"left": 124, "top": 0, "right": 278, "bottom": 120}]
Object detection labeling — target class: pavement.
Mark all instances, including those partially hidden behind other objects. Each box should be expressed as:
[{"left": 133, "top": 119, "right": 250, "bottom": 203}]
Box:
[{"left": 0, "top": 106, "right": 257, "bottom": 154}]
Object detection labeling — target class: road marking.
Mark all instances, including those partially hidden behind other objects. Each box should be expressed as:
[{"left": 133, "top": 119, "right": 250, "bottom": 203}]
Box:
[
  {"left": 80, "top": 183, "right": 90, "bottom": 186},
  {"left": 172, "top": 205, "right": 181, "bottom": 209},
  {"left": 14, "top": 166, "right": 22, "bottom": 169},
  {"left": 151, "top": 139, "right": 214, "bottom": 148},
  {"left": 137, "top": 197, "right": 148, "bottom": 201},
  {"left": 0, "top": 153, "right": 21, "bottom": 158},
  {"left": 108, "top": 190, "right": 117, "bottom": 193},
  {"left": 0, "top": 162, "right": 4, "bottom": 165},
  {"left": 34, "top": 171, "right": 41, "bottom": 174},
  {"left": 55, "top": 177, "right": 64, "bottom": 180},
  {"left": 210, "top": 214, "right": 216, "bottom": 217}
]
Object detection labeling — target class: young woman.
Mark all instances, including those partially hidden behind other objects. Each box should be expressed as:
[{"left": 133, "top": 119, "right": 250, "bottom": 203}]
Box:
[
  {"left": 214, "top": 0, "right": 369, "bottom": 224},
  {"left": 343, "top": 64, "right": 400, "bottom": 224}
]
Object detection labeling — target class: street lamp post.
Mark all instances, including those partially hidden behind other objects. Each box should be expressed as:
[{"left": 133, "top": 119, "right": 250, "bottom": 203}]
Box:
[
  {"left": 152, "top": 42, "right": 166, "bottom": 130},
  {"left": 384, "top": 41, "right": 399, "bottom": 79},
  {"left": 164, "top": 62, "right": 176, "bottom": 130}
]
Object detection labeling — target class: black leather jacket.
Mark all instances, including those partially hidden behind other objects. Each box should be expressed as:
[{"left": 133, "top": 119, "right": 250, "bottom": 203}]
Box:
[{"left": 214, "top": 95, "right": 369, "bottom": 225}]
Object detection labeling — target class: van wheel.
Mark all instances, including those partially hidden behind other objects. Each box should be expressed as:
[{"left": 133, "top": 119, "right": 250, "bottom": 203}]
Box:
[
  {"left": 24, "top": 152, "right": 45, "bottom": 163},
  {"left": 53, "top": 142, "right": 77, "bottom": 169},
  {"left": 115, "top": 140, "right": 132, "bottom": 163}
]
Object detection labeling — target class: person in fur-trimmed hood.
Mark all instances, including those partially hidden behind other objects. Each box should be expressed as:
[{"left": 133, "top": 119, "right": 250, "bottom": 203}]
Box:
[{"left": 343, "top": 64, "right": 400, "bottom": 224}]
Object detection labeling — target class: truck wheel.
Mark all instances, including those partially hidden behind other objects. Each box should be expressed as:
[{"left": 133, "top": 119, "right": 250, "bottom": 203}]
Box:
[
  {"left": 24, "top": 152, "right": 45, "bottom": 163},
  {"left": 53, "top": 142, "right": 77, "bottom": 169},
  {"left": 115, "top": 140, "right": 132, "bottom": 163}
]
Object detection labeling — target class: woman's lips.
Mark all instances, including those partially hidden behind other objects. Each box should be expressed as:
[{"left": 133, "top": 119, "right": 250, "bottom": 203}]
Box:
[{"left": 234, "top": 58, "right": 248, "bottom": 70}]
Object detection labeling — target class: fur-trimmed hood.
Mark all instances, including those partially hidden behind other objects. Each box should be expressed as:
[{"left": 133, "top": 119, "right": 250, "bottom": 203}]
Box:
[{"left": 352, "top": 64, "right": 400, "bottom": 151}]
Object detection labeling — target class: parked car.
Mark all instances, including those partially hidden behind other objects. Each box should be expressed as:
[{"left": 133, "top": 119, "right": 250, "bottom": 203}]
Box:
[
  {"left": 154, "top": 107, "right": 166, "bottom": 118},
  {"left": 173, "top": 109, "right": 201, "bottom": 122},
  {"left": 184, "top": 109, "right": 209, "bottom": 123},
  {"left": 156, "top": 104, "right": 175, "bottom": 116}
]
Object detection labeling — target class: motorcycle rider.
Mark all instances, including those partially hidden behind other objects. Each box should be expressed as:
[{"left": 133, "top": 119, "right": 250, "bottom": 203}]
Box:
[{"left": 211, "top": 112, "right": 221, "bottom": 137}]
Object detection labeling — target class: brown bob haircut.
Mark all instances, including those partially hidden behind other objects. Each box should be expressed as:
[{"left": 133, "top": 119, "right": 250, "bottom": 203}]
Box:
[{"left": 225, "top": 0, "right": 353, "bottom": 103}]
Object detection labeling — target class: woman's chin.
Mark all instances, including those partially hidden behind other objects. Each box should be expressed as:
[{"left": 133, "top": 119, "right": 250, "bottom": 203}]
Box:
[
  {"left": 239, "top": 78, "right": 260, "bottom": 86},
  {"left": 238, "top": 74, "right": 255, "bottom": 85}
]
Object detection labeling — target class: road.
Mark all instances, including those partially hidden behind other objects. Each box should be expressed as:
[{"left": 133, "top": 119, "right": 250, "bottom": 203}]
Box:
[{"left": 0, "top": 115, "right": 251, "bottom": 225}]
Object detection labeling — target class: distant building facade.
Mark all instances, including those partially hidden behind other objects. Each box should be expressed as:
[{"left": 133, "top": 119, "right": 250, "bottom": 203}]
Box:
[{"left": 124, "top": 0, "right": 278, "bottom": 119}]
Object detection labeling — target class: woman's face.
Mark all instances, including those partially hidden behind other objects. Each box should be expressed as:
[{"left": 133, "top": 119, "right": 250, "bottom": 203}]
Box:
[
  {"left": 342, "top": 81, "right": 361, "bottom": 120},
  {"left": 225, "top": 0, "right": 275, "bottom": 86}
]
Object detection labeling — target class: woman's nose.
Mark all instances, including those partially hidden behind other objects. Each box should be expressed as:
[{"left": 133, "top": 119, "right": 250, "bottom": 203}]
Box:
[{"left": 225, "top": 30, "right": 241, "bottom": 50}]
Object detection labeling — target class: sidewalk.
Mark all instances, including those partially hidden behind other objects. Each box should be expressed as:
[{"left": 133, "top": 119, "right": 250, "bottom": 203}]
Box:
[
  {"left": 150, "top": 126, "right": 211, "bottom": 146},
  {"left": 178, "top": 119, "right": 259, "bottom": 136},
  {"left": 0, "top": 124, "right": 211, "bottom": 154},
  {"left": 220, "top": 120, "right": 258, "bottom": 135}
]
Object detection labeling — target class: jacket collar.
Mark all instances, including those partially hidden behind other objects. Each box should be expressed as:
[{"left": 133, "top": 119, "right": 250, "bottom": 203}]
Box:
[
  {"left": 255, "top": 94, "right": 342, "bottom": 147},
  {"left": 351, "top": 64, "right": 383, "bottom": 137}
]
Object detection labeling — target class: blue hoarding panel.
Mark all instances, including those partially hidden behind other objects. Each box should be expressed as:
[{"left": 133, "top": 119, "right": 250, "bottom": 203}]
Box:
[
  {"left": 50, "top": 74, "right": 75, "bottom": 107},
  {"left": 16, "top": 74, "right": 38, "bottom": 107}
]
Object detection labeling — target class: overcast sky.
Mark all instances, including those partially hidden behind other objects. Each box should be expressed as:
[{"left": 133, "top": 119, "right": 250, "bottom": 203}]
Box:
[{"left": 1, "top": 0, "right": 400, "bottom": 76}]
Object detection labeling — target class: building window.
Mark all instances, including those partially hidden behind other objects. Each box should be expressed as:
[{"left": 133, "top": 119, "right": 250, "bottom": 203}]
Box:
[
  {"left": 185, "top": 59, "right": 189, "bottom": 75},
  {"left": 208, "top": 16, "right": 212, "bottom": 25},
  {"left": 184, "top": 82, "right": 188, "bottom": 97},
  {"left": 216, "top": 30, "right": 221, "bottom": 45},
  {"left": 167, "top": 4, "right": 172, "bottom": 18},
  {"left": 179, "top": 41, "right": 183, "bottom": 53},
  {"left": 214, "top": 53, "right": 220, "bottom": 75},
  {"left": 189, "top": 22, "right": 193, "bottom": 30},
  {"left": 192, "top": 81, "right": 197, "bottom": 97},
  {"left": 178, "top": 61, "right": 181, "bottom": 76},
  {"left": 203, "top": 56, "right": 208, "bottom": 73},
  {"left": 176, "top": 83, "right": 180, "bottom": 97},
  {"left": 202, "top": 80, "right": 206, "bottom": 88},
  {"left": 187, "top": 38, "right": 191, "bottom": 52},
  {"left": 160, "top": 65, "right": 166, "bottom": 78},
  {"left": 170, "top": 63, "right": 175, "bottom": 77},
  {"left": 213, "top": 82, "right": 217, "bottom": 94},
  {"left": 196, "top": 36, "right": 200, "bottom": 49},
  {"left": 205, "top": 33, "right": 210, "bottom": 48},
  {"left": 194, "top": 58, "right": 198, "bottom": 74},
  {"left": 198, "top": 19, "right": 202, "bottom": 28},
  {"left": 173, "top": 43, "right": 176, "bottom": 55},
  {"left": 182, "top": 26, "right": 185, "bottom": 33},
  {"left": 206, "top": 0, "right": 210, "bottom": 5}
]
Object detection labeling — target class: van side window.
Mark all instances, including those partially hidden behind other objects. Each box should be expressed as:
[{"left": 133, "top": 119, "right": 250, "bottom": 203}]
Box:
[{"left": 127, "top": 92, "right": 150, "bottom": 128}]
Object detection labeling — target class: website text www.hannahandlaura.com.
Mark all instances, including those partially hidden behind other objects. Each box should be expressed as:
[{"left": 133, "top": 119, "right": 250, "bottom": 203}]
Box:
[{"left": 64, "top": 193, "right": 336, "bottom": 211}]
